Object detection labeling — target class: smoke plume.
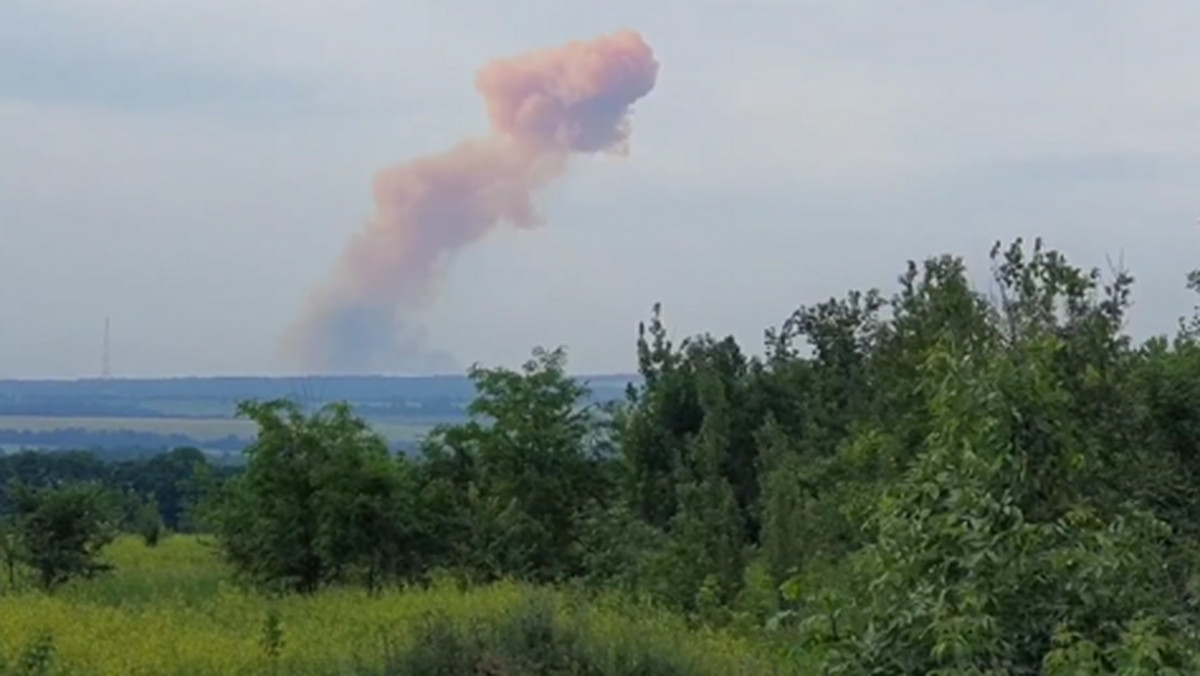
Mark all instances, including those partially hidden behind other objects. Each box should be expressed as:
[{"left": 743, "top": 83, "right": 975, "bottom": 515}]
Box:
[{"left": 283, "top": 29, "right": 659, "bottom": 374}]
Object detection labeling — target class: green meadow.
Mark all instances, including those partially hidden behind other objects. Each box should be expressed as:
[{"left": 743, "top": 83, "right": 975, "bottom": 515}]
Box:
[{"left": 0, "top": 536, "right": 790, "bottom": 675}]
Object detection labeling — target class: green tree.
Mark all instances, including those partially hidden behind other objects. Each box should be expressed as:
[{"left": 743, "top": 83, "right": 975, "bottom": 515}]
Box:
[
  {"left": 754, "top": 414, "right": 805, "bottom": 591},
  {"left": 421, "top": 346, "right": 609, "bottom": 582},
  {"left": 124, "top": 447, "right": 212, "bottom": 532},
  {"left": 782, "top": 240, "right": 1200, "bottom": 672},
  {"left": 9, "top": 481, "right": 118, "bottom": 591},
  {"left": 655, "top": 369, "right": 746, "bottom": 616},
  {"left": 620, "top": 305, "right": 762, "bottom": 541},
  {"left": 212, "top": 400, "right": 417, "bottom": 593},
  {"left": 0, "top": 515, "right": 18, "bottom": 591}
]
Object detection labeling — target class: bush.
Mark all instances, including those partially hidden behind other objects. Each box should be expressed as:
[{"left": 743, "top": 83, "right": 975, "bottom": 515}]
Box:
[
  {"left": 387, "top": 595, "right": 730, "bottom": 675},
  {"left": 212, "top": 400, "right": 419, "bottom": 593},
  {"left": 9, "top": 481, "right": 118, "bottom": 591},
  {"left": 134, "top": 497, "right": 166, "bottom": 548},
  {"left": 17, "top": 630, "right": 56, "bottom": 676}
]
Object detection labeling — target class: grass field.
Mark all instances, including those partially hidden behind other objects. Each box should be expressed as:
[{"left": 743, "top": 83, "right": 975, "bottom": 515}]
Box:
[
  {"left": 0, "top": 415, "right": 257, "bottom": 437},
  {"left": 0, "top": 415, "right": 434, "bottom": 445},
  {"left": 0, "top": 536, "right": 791, "bottom": 675}
]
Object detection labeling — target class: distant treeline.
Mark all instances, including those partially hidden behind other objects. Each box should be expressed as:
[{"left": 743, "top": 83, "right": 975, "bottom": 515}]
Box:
[
  {"left": 0, "top": 430, "right": 421, "bottom": 457},
  {"left": 0, "top": 400, "right": 165, "bottom": 418},
  {"left": 0, "top": 375, "right": 482, "bottom": 400},
  {"left": 0, "top": 374, "right": 636, "bottom": 400},
  {"left": 0, "top": 447, "right": 240, "bottom": 532},
  {"left": 0, "top": 428, "right": 249, "bottom": 453},
  {"left": 0, "top": 396, "right": 472, "bottom": 421},
  {"left": 0, "top": 374, "right": 634, "bottom": 419}
]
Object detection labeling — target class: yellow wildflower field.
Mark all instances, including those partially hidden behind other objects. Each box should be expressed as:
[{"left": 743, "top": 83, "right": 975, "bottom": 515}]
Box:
[{"left": 0, "top": 536, "right": 787, "bottom": 675}]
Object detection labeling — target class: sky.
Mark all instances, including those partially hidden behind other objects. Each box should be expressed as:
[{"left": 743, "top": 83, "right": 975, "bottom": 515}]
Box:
[{"left": 1, "top": 0, "right": 1198, "bottom": 378}]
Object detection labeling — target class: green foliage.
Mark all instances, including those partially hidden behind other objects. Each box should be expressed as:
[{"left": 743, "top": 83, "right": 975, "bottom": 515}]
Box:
[
  {"left": 16, "top": 631, "right": 55, "bottom": 676},
  {"left": 134, "top": 495, "right": 165, "bottom": 547},
  {"left": 574, "top": 501, "right": 667, "bottom": 595},
  {"left": 657, "top": 371, "right": 747, "bottom": 616},
  {"left": 134, "top": 447, "right": 219, "bottom": 533},
  {"left": 733, "top": 554, "right": 780, "bottom": 629},
  {"left": 386, "top": 594, "right": 731, "bottom": 675},
  {"left": 0, "top": 538, "right": 786, "bottom": 673},
  {"left": 0, "top": 515, "right": 18, "bottom": 592},
  {"left": 621, "top": 305, "right": 759, "bottom": 535},
  {"left": 755, "top": 415, "right": 805, "bottom": 591},
  {"left": 212, "top": 400, "right": 419, "bottom": 593},
  {"left": 0, "top": 447, "right": 229, "bottom": 536},
  {"left": 580, "top": 237, "right": 1200, "bottom": 670},
  {"left": 16, "top": 235, "right": 1200, "bottom": 673},
  {"left": 420, "top": 346, "right": 611, "bottom": 583},
  {"left": 768, "top": 239, "right": 1200, "bottom": 672},
  {"left": 9, "top": 481, "right": 118, "bottom": 591},
  {"left": 260, "top": 608, "right": 284, "bottom": 660}
]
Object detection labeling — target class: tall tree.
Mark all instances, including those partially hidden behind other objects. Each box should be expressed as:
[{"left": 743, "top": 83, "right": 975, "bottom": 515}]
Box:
[
  {"left": 212, "top": 400, "right": 416, "bottom": 593},
  {"left": 421, "top": 346, "right": 609, "bottom": 582}
]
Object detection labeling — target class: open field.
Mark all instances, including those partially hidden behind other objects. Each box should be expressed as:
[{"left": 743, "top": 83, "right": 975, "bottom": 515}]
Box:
[
  {"left": 0, "top": 415, "right": 256, "bottom": 437},
  {"left": 0, "top": 374, "right": 632, "bottom": 422},
  {"left": 0, "top": 536, "right": 791, "bottom": 675},
  {"left": 0, "top": 415, "right": 435, "bottom": 444}
]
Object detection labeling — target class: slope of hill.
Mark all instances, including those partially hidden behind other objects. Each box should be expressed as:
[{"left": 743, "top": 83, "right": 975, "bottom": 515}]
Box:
[{"left": 0, "top": 374, "right": 638, "bottom": 455}]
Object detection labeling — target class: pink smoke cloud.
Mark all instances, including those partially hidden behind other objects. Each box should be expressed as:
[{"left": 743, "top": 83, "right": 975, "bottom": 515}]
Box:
[{"left": 283, "top": 29, "right": 659, "bottom": 374}]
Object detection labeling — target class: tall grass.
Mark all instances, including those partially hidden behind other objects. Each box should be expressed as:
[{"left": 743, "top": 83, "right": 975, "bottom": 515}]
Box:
[{"left": 0, "top": 536, "right": 791, "bottom": 675}]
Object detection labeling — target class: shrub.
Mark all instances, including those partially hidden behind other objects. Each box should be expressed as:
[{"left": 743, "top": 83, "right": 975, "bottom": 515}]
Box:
[
  {"left": 134, "top": 497, "right": 165, "bottom": 548},
  {"left": 9, "top": 481, "right": 118, "bottom": 591},
  {"left": 388, "top": 595, "right": 717, "bottom": 675}
]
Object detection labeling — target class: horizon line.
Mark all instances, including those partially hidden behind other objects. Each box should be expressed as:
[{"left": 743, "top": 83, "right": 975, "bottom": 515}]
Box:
[{"left": 0, "top": 372, "right": 642, "bottom": 384}]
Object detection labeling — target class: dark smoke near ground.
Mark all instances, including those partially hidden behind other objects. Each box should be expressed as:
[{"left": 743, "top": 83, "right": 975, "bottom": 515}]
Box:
[{"left": 283, "top": 29, "right": 659, "bottom": 374}]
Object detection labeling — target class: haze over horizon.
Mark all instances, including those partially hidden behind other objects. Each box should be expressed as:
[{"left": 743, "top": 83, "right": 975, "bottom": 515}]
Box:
[{"left": 3, "top": 1, "right": 1199, "bottom": 379}]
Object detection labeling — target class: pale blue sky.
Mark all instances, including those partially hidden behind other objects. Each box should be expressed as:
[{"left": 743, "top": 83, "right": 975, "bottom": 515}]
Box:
[{"left": 2, "top": 0, "right": 1198, "bottom": 378}]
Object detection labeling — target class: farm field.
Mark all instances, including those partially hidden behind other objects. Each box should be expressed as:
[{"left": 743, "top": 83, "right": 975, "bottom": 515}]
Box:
[
  {"left": 0, "top": 536, "right": 790, "bottom": 675},
  {"left": 0, "top": 415, "right": 257, "bottom": 437},
  {"left": 0, "top": 415, "right": 435, "bottom": 445}
]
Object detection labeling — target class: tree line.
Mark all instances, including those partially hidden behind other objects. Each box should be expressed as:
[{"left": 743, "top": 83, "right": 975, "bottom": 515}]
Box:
[
  {"left": 0, "top": 428, "right": 249, "bottom": 454},
  {"left": 0, "top": 446, "right": 235, "bottom": 589},
  {"left": 9, "top": 237, "right": 1200, "bottom": 672}
]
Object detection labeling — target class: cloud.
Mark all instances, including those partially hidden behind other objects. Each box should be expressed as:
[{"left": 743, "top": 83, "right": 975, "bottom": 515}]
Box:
[{"left": 1, "top": 0, "right": 490, "bottom": 116}]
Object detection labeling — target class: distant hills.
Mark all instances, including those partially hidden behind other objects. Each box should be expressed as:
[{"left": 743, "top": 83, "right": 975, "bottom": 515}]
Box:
[
  {"left": 0, "top": 374, "right": 638, "bottom": 419},
  {"left": 0, "top": 374, "right": 640, "bottom": 456}
]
